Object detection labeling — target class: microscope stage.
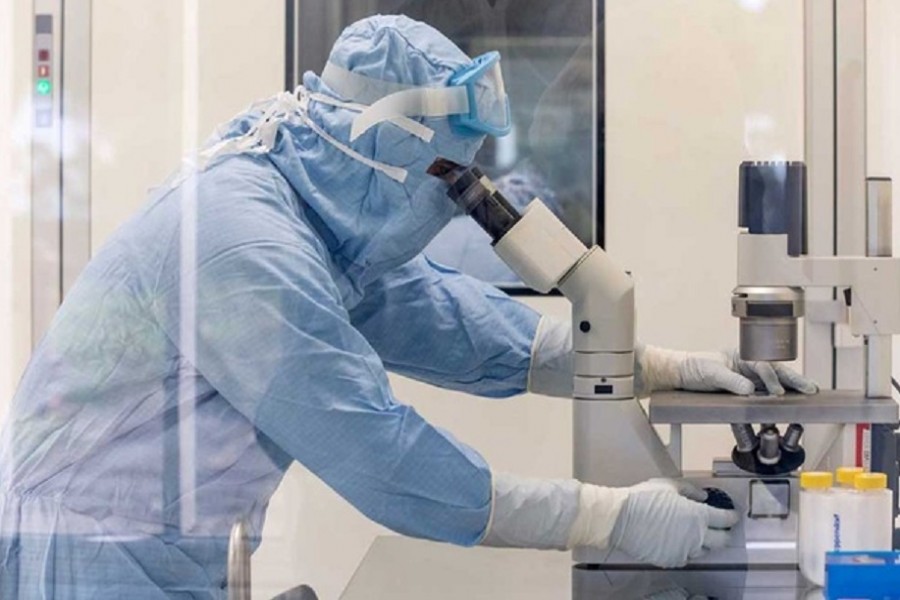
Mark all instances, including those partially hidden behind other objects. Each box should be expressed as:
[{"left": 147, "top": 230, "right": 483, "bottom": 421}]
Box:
[{"left": 649, "top": 389, "right": 898, "bottom": 425}]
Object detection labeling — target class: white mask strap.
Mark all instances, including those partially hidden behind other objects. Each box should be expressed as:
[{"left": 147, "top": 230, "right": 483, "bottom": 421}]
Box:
[
  {"left": 196, "top": 93, "right": 297, "bottom": 169},
  {"left": 349, "top": 86, "right": 469, "bottom": 142},
  {"left": 307, "top": 90, "right": 434, "bottom": 143},
  {"left": 197, "top": 91, "right": 409, "bottom": 184},
  {"left": 299, "top": 91, "right": 409, "bottom": 184}
]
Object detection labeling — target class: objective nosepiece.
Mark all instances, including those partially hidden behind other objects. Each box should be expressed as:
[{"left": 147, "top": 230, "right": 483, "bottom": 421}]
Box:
[
  {"left": 732, "top": 286, "right": 804, "bottom": 362},
  {"left": 757, "top": 426, "right": 782, "bottom": 466},
  {"left": 731, "top": 423, "right": 758, "bottom": 453},
  {"left": 781, "top": 424, "right": 804, "bottom": 452}
]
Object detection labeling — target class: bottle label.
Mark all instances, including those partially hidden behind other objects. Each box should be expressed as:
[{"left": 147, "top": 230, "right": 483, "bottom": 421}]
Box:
[{"left": 832, "top": 512, "right": 842, "bottom": 550}]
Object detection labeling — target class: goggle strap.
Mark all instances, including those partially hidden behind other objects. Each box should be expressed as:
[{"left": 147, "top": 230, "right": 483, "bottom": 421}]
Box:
[
  {"left": 321, "top": 61, "right": 419, "bottom": 106},
  {"left": 349, "top": 87, "right": 469, "bottom": 142}
]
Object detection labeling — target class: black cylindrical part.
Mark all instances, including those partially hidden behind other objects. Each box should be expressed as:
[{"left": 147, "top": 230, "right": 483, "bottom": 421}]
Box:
[
  {"left": 731, "top": 423, "right": 758, "bottom": 453},
  {"left": 739, "top": 161, "right": 808, "bottom": 256},
  {"left": 446, "top": 166, "right": 521, "bottom": 243},
  {"left": 781, "top": 423, "right": 804, "bottom": 452},
  {"left": 757, "top": 427, "right": 782, "bottom": 466}
]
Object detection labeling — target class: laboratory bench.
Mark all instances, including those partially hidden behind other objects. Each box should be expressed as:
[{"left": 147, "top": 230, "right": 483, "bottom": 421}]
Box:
[{"left": 339, "top": 536, "right": 823, "bottom": 599}]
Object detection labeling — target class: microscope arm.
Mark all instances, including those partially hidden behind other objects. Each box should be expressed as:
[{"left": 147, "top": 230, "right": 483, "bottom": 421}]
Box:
[
  {"left": 738, "top": 233, "right": 900, "bottom": 337},
  {"left": 438, "top": 163, "right": 679, "bottom": 484},
  {"left": 492, "top": 200, "right": 636, "bottom": 399},
  {"left": 493, "top": 200, "right": 680, "bottom": 483}
]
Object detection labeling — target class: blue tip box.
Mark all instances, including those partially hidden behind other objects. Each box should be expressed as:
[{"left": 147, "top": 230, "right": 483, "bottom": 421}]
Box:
[{"left": 826, "top": 552, "right": 900, "bottom": 599}]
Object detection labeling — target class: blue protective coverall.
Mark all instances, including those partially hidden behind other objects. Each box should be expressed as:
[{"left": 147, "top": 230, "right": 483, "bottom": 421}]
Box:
[{"left": 0, "top": 15, "right": 542, "bottom": 598}]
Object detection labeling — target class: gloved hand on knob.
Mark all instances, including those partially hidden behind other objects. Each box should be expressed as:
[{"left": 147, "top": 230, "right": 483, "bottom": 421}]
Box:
[
  {"left": 569, "top": 479, "right": 739, "bottom": 568},
  {"left": 481, "top": 474, "right": 739, "bottom": 569}
]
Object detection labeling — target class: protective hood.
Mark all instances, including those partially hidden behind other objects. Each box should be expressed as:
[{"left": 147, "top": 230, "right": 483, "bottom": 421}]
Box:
[{"left": 264, "top": 15, "right": 487, "bottom": 297}]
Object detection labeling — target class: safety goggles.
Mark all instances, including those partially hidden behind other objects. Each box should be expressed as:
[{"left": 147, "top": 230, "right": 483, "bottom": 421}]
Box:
[
  {"left": 447, "top": 51, "right": 511, "bottom": 138},
  {"left": 322, "top": 51, "right": 512, "bottom": 143}
]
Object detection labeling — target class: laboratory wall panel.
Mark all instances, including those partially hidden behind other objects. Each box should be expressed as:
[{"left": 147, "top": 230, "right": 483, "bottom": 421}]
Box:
[
  {"left": 866, "top": 0, "right": 900, "bottom": 394},
  {"left": 90, "top": 0, "right": 285, "bottom": 251},
  {"left": 90, "top": 0, "right": 185, "bottom": 251},
  {"left": 606, "top": 0, "right": 805, "bottom": 471},
  {"left": 1, "top": 0, "right": 35, "bottom": 416}
]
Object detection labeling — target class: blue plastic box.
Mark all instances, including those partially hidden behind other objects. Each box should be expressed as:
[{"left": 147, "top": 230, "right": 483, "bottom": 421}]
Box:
[{"left": 826, "top": 552, "right": 900, "bottom": 599}]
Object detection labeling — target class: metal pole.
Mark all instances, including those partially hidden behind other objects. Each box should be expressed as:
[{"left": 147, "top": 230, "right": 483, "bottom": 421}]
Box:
[
  {"left": 865, "top": 178, "right": 893, "bottom": 399},
  {"left": 227, "top": 519, "right": 252, "bottom": 600}
]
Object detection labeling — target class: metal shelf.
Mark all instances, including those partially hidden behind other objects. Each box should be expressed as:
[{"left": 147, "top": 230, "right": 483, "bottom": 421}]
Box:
[{"left": 649, "top": 390, "right": 899, "bottom": 425}]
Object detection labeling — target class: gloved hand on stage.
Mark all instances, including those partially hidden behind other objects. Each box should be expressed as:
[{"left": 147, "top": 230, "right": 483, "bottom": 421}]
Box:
[
  {"left": 636, "top": 345, "right": 819, "bottom": 397},
  {"left": 526, "top": 317, "right": 818, "bottom": 398}
]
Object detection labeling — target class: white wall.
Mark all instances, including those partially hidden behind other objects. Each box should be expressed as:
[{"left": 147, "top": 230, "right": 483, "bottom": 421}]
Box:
[
  {"left": 0, "top": 0, "right": 14, "bottom": 416},
  {"left": 0, "top": 0, "right": 33, "bottom": 419},
  {"left": 90, "top": 1, "right": 186, "bottom": 249},
  {"left": 867, "top": 1, "right": 900, "bottom": 387},
  {"left": 89, "top": 0, "right": 285, "bottom": 251},
  {"left": 606, "top": 0, "right": 805, "bottom": 471}
]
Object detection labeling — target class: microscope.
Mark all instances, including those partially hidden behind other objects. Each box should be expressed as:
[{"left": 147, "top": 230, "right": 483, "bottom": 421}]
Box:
[{"left": 430, "top": 158, "right": 900, "bottom": 568}]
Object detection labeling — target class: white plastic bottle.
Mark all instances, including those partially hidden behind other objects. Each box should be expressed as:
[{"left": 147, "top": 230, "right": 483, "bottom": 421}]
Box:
[
  {"left": 846, "top": 472, "right": 893, "bottom": 552},
  {"left": 832, "top": 467, "right": 864, "bottom": 550},
  {"left": 799, "top": 471, "right": 835, "bottom": 586}
]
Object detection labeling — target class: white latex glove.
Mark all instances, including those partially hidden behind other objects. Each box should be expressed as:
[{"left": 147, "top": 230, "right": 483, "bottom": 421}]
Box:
[
  {"left": 480, "top": 473, "right": 582, "bottom": 550},
  {"left": 480, "top": 475, "right": 738, "bottom": 569},
  {"left": 528, "top": 316, "right": 574, "bottom": 397},
  {"left": 636, "top": 345, "right": 819, "bottom": 397},
  {"left": 526, "top": 317, "right": 818, "bottom": 398},
  {"left": 568, "top": 479, "right": 740, "bottom": 568}
]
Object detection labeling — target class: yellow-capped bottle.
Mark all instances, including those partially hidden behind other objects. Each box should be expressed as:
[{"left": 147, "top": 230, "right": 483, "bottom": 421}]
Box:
[
  {"left": 799, "top": 471, "right": 835, "bottom": 586},
  {"left": 847, "top": 472, "right": 893, "bottom": 552},
  {"left": 831, "top": 466, "right": 865, "bottom": 551},
  {"left": 835, "top": 466, "right": 864, "bottom": 488}
]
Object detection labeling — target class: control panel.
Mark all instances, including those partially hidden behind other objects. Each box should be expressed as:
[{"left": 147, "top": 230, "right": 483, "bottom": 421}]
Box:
[{"left": 34, "top": 15, "right": 55, "bottom": 128}]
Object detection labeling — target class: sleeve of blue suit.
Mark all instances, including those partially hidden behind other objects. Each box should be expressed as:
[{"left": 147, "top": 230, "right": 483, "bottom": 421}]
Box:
[
  {"left": 149, "top": 163, "right": 494, "bottom": 547},
  {"left": 349, "top": 255, "right": 541, "bottom": 398}
]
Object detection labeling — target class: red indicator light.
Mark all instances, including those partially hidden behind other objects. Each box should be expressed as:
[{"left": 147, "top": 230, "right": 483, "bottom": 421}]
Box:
[
  {"left": 38, "top": 49, "right": 50, "bottom": 61},
  {"left": 37, "top": 65, "right": 49, "bottom": 77}
]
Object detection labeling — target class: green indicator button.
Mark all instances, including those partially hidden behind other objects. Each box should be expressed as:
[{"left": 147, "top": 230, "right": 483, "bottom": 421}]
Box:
[{"left": 36, "top": 79, "right": 52, "bottom": 96}]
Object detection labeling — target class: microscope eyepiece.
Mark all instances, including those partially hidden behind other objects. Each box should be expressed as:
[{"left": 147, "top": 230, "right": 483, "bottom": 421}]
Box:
[{"left": 429, "top": 160, "right": 522, "bottom": 244}]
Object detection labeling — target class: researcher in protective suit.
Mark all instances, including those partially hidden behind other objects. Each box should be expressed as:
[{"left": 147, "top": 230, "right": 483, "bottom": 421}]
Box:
[{"left": 0, "top": 15, "right": 817, "bottom": 598}]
